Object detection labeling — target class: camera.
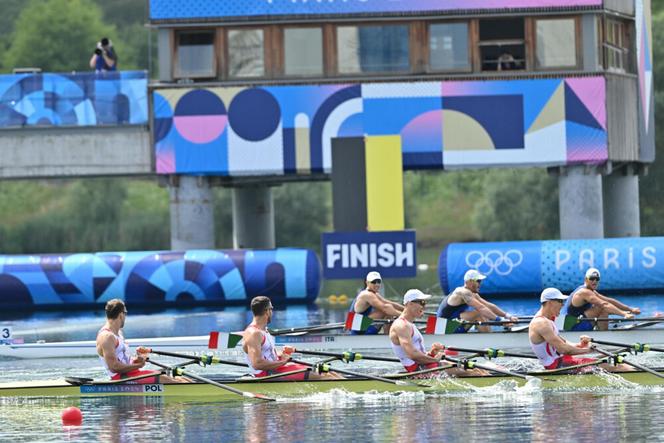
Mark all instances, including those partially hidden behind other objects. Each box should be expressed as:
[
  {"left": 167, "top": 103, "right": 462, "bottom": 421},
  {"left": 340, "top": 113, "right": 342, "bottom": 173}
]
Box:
[{"left": 94, "top": 48, "right": 102, "bottom": 55}]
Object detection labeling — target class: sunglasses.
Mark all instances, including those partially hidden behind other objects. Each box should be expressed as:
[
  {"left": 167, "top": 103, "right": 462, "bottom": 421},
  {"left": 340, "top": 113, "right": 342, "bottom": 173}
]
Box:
[
  {"left": 412, "top": 300, "right": 427, "bottom": 306},
  {"left": 588, "top": 277, "right": 600, "bottom": 282},
  {"left": 371, "top": 279, "right": 382, "bottom": 284}
]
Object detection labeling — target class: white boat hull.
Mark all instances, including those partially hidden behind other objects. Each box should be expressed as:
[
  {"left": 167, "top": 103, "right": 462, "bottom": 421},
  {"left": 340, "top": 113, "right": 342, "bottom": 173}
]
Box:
[{"left": 2, "top": 328, "right": 663, "bottom": 359}]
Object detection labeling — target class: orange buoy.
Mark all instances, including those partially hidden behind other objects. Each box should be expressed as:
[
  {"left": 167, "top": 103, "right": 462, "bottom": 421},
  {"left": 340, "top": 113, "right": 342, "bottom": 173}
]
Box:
[{"left": 61, "top": 406, "right": 83, "bottom": 425}]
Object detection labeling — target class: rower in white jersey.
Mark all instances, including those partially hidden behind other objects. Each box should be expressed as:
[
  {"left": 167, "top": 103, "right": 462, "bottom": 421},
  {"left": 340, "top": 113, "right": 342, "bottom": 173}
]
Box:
[
  {"left": 389, "top": 289, "right": 487, "bottom": 377},
  {"left": 96, "top": 299, "right": 187, "bottom": 383},
  {"left": 529, "top": 288, "right": 633, "bottom": 372},
  {"left": 242, "top": 296, "right": 343, "bottom": 380}
]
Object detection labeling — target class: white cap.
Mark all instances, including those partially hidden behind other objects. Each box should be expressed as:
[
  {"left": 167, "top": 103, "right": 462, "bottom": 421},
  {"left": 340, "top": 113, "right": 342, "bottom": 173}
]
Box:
[
  {"left": 540, "top": 287, "right": 569, "bottom": 303},
  {"left": 403, "top": 289, "right": 432, "bottom": 304},
  {"left": 464, "top": 269, "right": 487, "bottom": 282},
  {"left": 366, "top": 271, "right": 382, "bottom": 282},
  {"left": 585, "top": 268, "right": 601, "bottom": 280}
]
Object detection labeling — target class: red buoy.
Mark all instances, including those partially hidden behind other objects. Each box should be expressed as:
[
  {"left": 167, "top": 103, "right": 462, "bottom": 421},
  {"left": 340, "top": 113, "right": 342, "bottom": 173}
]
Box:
[{"left": 61, "top": 406, "right": 83, "bottom": 425}]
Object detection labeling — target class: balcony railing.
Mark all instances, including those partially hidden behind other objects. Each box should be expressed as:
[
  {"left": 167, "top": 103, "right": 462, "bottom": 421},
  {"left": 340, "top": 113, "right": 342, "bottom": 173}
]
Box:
[{"left": 0, "top": 71, "right": 148, "bottom": 129}]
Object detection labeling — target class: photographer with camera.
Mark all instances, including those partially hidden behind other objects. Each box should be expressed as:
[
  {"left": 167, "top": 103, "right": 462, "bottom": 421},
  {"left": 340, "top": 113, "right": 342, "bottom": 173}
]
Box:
[{"left": 89, "top": 37, "right": 117, "bottom": 73}]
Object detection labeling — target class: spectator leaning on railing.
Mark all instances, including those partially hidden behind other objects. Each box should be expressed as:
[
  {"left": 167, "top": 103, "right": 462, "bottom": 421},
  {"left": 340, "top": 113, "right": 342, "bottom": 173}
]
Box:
[{"left": 89, "top": 37, "right": 118, "bottom": 73}]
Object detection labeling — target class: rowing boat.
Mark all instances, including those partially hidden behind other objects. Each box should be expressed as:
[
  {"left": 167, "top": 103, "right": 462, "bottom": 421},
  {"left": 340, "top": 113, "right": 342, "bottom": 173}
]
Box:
[
  {"left": 3, "top": 327, "right": 664, "bottom": 359},
  {"left": 1, "top": 369, "right": 662, "bottom": 401}
]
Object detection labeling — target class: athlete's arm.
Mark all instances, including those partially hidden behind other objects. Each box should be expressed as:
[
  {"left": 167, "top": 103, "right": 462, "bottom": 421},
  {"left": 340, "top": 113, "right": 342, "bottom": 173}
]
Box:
[
  {"left": 533, "top": 319, "right": 590, "bottom": 356},
  {"left": 394, "top": 322, "right": 438, "bottom": 365},
  {"left": 244, "top": 329, "right": 289, "bottom": 371},
  {"left": 98, "top": 332, "right": 145, "bottom": 374}
]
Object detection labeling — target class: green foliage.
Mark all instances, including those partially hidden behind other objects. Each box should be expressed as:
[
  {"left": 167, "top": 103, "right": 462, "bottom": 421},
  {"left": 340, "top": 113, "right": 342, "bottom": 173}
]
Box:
[
  {"left": 0, "top": 0, "right": 25, "bottom": 71},
  {"left": 4, "top": 0, "right": 115, "bottom": 73},
  {"left": 639, "top": 8, "right": 664, "bottom": 235},
  {"left": 274, "top": 182, "right": 331, "bottom": 250},
  {"left": 473, "top": 169, "right": 559, "bottom": 240}
]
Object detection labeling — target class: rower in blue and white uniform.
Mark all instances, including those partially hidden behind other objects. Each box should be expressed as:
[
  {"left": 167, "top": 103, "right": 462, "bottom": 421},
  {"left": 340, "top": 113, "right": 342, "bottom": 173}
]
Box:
[
  {"left": 347, "top": 271, "right": 403, "bottom": 335},
  {"left": 560, "top": 268, "right": 639, "bottom": 331},
  {"left": 436, "top": 269, "right": 518, "bottom": 333}
]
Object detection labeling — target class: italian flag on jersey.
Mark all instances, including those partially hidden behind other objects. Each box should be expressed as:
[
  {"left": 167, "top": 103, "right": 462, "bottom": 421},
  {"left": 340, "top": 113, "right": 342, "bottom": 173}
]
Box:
[
  {"left": 344, "top": 312, "right": 374, "bottom": 332},
  {"left": 208, "top": 332, "right": 243, "bottom": 349}
]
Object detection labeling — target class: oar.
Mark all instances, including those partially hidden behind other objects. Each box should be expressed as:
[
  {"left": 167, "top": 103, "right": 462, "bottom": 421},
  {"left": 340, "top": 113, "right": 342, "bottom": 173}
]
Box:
[
  {"left": 269, "top": 322, "right": 345, "bottom": 336},
  {"left": 590, "top": 339, "right": 664, "bottom": 353},
  {"left": 147, "top": 349, "right": 250, "bottom": 368},
  {"left": 586, "top": 317, "right": 664, "bottom": 323},
  {"left": 528, "top": 356, "right": 613, "bottom": 375},
  {"left": 148, "top": 359, "right": 277, "bottom": 402},
  {"left": 293, "top": 349, "right": 401, "bottom": 364},
  {"left": 618, "top": 320, "right": 662, "bottom": 330},
  {"left": 289, "top": 358, "right": 427, "bottom": 387},
  {"left": 442, "top": 346, "right": 538, "bottom": 359},
  {"left": 590, "top": 346, "right": 664, "bottom": 379},
  {"left": 442, "top": 355, "right": 542, "bottom": 381}
]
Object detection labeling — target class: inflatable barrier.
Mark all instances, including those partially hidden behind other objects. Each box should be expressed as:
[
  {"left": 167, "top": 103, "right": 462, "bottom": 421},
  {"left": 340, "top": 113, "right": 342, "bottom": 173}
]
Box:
[
  {"left": 440, "top": 237, "right": 663, "bottom": 295},
  {"left": 0, "top": 248, "right": 320, "bottom": 309}
]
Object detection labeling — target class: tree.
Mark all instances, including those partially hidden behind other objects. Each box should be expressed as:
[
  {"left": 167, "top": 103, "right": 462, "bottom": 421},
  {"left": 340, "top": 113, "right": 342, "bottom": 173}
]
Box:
[
  {"left": 639, "top": 9, "right": 664, "bottom": 235},
  {"left": 473, "top": 169, "right": 559, "bottom": 241},
  {"left": 4, "top": 0, "right": 114, "bottom": 73}
]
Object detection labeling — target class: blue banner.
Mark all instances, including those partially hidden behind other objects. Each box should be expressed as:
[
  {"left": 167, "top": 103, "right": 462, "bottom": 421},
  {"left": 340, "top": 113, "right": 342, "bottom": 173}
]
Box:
[
  {"left": 0, "top": 71, "right": 147, "bottom": 129},
  {"left": 440, "top": 237, "right": 664, "bottom": 295},
  {"left": 322, "top": 231, "right": 416, "bottom": 279},
  {"left": 0, "top": 248, "right": 320, "bottom": 309},
  {"left": 150, "top": 0, "right": 602, "bottom": 20}
]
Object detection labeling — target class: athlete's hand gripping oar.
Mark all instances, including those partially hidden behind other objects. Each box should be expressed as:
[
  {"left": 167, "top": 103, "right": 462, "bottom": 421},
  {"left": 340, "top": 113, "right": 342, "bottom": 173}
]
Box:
[
  {"left": 590, "top": 339, "right": 664, "bottom": 353},
  {"left": 590, "top": 346, "right": 664, "bottom": 379},
  {"left": 148, "top": 359, "right": 277, "bottom": 402},
  {"left": 289, "top": 358, "right": 427, "bottom": 387}
]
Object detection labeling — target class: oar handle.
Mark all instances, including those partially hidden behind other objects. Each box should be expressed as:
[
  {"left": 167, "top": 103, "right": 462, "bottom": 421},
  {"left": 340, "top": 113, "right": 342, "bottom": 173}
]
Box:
[
  {"left": 149, "top": 349, "right": 249, "bottom": 368},
  {"left": 590, "top": 339, "right": 664, "bottom": 353},
  {"left": 295, "top": 349, "right": 401, "bottom": 363}
]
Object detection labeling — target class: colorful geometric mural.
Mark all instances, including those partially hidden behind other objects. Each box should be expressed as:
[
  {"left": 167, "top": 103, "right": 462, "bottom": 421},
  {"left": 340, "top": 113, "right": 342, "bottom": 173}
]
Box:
[
  {"left": 154, "top": 77, "right": 607, "bottom": 176},
  {"left": 0, "top": 71, "right": 147, "bottom": 128},
  {"left": 150, "top": 0, "right": 602, "bottom": 21},
  {"left": 636, "top": 0, "right": 655, "bottom": 161},
  {"left": 0, "top": 248, "right": 320, "bottom": 309}
]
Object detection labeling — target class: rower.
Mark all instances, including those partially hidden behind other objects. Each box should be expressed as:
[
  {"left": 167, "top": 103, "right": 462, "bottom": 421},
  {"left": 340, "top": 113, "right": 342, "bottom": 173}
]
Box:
[
  {"left": 390, "top": 289, "right": 487, "bottom": 377},
  {"left": 347, "top": 271, "right": 404, "bottom": 335},
  {"left": 561, "top": 268, "right": 640, "bottom": 331},
  {"left": 436, "top": 269, "right": 518, "bottom": 332},
  {"left": 529, "top": 288, "right": 633, "bottom": 372},
  {"left": 243, "top": 296, "right": 343, "bottom": 380},
  {"left": 96, "top": 299, "right": 187, "bottom": 384}
]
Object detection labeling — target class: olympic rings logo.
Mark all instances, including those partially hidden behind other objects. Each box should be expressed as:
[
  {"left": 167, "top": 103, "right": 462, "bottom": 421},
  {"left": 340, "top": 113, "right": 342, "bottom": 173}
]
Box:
[{"left": 464, "top": 250, "right": 523, "bottom": 276}]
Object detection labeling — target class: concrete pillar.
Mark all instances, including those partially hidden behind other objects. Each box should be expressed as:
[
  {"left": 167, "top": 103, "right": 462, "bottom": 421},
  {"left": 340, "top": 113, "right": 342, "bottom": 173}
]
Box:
[
  {"left": 603, "top": 165, "right": 641, "bottom": 237},
  {"left": 168, "top": 176, "right": 215, "bottom": 250},
  {"left": 558, "top": 166, "right": 604, "bottom": 239},
  {"left": 232, "top": 185, "right": 275, "bottom": 249}
]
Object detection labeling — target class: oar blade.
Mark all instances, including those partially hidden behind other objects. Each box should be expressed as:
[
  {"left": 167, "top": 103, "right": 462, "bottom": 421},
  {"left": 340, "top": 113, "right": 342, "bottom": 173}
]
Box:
[{"left": 243, "top": 391, "right": 277, "bottom": 401}]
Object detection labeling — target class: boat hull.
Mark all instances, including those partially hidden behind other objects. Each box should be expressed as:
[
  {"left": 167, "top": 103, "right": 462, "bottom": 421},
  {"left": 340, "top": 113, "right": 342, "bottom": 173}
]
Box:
[
  {"left": 1, "top": 371, "right": 663, "bottom": 401},
  {"left": 2, "top": 328, "right": 664, "bottom": 359}
]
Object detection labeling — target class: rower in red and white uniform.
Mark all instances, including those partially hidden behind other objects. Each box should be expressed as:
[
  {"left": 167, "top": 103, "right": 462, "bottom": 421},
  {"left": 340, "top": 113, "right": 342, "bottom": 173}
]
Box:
[
  {"left": 529, "top": 288, "right": 632, "bottom": 372},
  {"left": 389, "top": 289, "right": 486, "bottom": 377},
  {"left": 243, "top": 296, "right": 343, "bottom": 380},
  {"left": 96, "top": 299, "right": 186, "bottom": 383}
]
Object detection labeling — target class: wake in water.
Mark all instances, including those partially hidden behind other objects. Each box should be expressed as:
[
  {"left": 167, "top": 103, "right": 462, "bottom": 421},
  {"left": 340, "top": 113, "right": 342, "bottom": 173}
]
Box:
[{"left": 278, "top": 388, "right": 427, "bottom": 406}]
